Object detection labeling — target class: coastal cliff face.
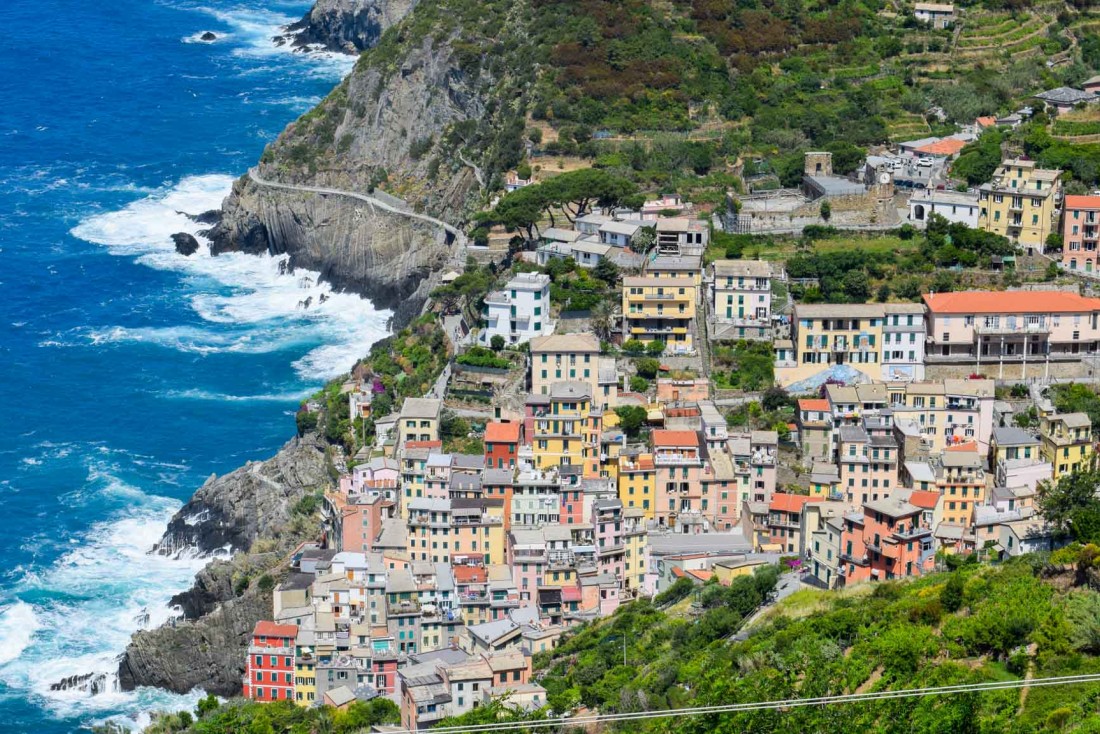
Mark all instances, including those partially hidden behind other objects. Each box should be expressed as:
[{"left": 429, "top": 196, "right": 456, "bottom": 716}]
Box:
[
  {"left": 117, "top": 433, "right": 333, "bottom": 696},
  {"left": 286, "top": 0, "right": 419, "bottom": 54},
  {"left": 207, "top": 0, "right": 532, "bottom": 320}
]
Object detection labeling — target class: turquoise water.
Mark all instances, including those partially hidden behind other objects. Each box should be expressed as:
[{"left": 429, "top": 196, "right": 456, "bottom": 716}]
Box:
[{"left": 0, "top": 1, "right": 384, "bottom": 729}]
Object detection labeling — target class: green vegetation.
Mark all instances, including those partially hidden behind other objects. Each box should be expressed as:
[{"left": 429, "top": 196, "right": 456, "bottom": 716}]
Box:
[
  {"left": 441, "top": 559, "right": 1100, "bottom": 733},
  {"left": 615, "top": 405, "right": 649, "bottom": 437},
  {"left": 712, "top": 340, "right": 773, "bottom": 391},
  {"left": 456, "top": 345, "right": 513, "bottom": 369},
  {"left": 111, "top": 697, "right": 400, "bottom": 734},
  {"left": 1050, "top": 383, "right": 1100, "bottom": 429},
  {"left": 304, "top": 314, "right": 449, "bottom": 454}
]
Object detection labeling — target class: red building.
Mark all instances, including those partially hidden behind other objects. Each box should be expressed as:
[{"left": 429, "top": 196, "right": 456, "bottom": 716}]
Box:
[
  {"left": 484, "top": 421, "right": 522, "bottom": 470},
  {"left": 243, "top": 621, "right": 298, "bottom": 702}
]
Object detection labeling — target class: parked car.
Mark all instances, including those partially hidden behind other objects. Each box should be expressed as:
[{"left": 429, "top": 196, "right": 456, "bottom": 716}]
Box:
[{"left": 918, "top": 157, "right": 935, "bottom": 167}]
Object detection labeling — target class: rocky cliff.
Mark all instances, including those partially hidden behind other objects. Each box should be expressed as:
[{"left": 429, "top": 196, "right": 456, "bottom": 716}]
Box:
[
  {"left": 207, "top": 0, "right": 532, "bottom": 323},
  {"left": 284, "top": 0, "right": 419, "bottom": 54},
  {"left": 117, "top": 433, "right": 333, "bottom": 696}
]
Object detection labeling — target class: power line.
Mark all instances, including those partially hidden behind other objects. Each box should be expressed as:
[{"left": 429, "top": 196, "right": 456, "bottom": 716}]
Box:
[{"left": 391, "top": 673, "right": 1100, "bottom": 734}]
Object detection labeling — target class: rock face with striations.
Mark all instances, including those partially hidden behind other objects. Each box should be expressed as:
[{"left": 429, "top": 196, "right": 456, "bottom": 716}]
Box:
[
  {"left": 285, "top": 0, "right": 419, "bottom": 54},
  {"left": 117, "top": 432, "right": 333, "bottom": 696},
  {"left": 205, "top": 17, "right": 508, "bottom": 325}
]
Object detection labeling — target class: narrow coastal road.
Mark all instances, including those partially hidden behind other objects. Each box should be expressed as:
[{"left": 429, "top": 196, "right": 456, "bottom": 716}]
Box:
[{"left": 247, "top": 168, "right": 467, "bottom": 246}]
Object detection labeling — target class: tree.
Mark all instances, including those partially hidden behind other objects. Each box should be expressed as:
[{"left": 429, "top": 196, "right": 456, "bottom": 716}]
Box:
[
  {"left": 842, "top": 269, "right": 870, "bottom": 301},
  {"left": 635, "top": 357, "right": 661, "bottom": 379},
  {"left": 876, "top": 283, "right": 891, "bottom": 302},
  {"left": 590, "top": 301, "right": 615, "bottom": 342},
  {"left": 1038, "top": 469, "right": 1100, "bottom": 542},
  {"left": 594, "top": 257, "right": 620, "bottom": 286},
  {"left": 762, "top": 386, "right": 791, "bottom": 412},
  {"left": 615, "top": 405, "right": 648, "bottom": 436},
  {"left": 820, "top": 200, "right": 832, "bottom": 222},
  {"left": 490, "top": 334, "right": 505, "bottom": 351},
  {"left": 646, "top": 340, "right": 666, "bottom": 356},
  {"left": 623, "top": 339, "right": 646, "bottom": 356},
  {"left": 941, "top": 573, "right": 966, "bottom": 613},
  {"left": 629, "top": 375, "right": 649, "bottom": 393}
]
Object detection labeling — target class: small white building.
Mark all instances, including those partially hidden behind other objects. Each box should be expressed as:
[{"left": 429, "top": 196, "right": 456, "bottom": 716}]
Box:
[
  {"left": 569, "top": 239, "right": 613, "bottom": 269},
  {"left": 914, "top": 2, "right": 954, "bottom": 28},
  {"left": 598, "top": 221, "right": 642, "bottom": 248},
  {"left": 480, "top": 272, "right": 553, "bottom": 345},
  {"left": 908, "top": 189, "right": 980, "bottom": 228}
]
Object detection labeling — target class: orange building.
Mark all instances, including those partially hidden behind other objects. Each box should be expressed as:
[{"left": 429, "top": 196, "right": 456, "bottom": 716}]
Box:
[{"left": 484, "top": 421, "right": 522, "bottom": 470}]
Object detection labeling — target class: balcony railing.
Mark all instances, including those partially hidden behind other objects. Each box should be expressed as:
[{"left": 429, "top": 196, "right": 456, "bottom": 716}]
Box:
[{"left": 974, "top": 323, "right": 1051, "bottom": 336}]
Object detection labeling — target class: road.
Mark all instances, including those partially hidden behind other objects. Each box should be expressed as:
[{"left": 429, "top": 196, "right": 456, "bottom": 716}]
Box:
[{"left": 247, "top": 168, "right": 467, "bottom": 245}]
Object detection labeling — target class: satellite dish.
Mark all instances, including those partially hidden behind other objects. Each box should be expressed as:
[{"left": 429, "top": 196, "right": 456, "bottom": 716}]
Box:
[{"left": 879, "top": 172, "right": 891, "bottom": 184}]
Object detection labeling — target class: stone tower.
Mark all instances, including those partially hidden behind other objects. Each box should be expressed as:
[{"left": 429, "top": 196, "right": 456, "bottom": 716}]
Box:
[{"left": 804, "top": 152, "right": 833, "bottom": 177}]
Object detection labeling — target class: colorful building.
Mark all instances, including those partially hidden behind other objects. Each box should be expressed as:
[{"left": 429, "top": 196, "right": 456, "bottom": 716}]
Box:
[
  {"left": 977, "top": 158, "right": 1063, "bottom": 250},
  {"left": 1062, "top": 194, "right": 1100, "bottom": 273},
  {"left": 618, "top": 452, "right": 655, "bottom": 519},
  {"left": 243, "top": 621, "right": 298, "bottom": 703},
  {"left": 711, "top": 259, "right": 773, "bottom": 341},
  {"left": 1040, "top": 412, "right": 1094, "bottom": 480},
  {"left": 484, "top": 420, "right": 522, "bottom": 470},
  {"left": 622, "top": 276, "right": 697, "bottom": 355}
]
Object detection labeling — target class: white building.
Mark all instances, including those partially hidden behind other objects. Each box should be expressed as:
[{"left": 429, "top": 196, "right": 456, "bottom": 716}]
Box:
[
  {"left": 599, "top": 221, "right": 642, "bottom": 248},
  {"left": 908, "top": 189, "right": 981, "bottom": 228},
  {"left": 914, "top": 2, "right": 954, "bottom": 28},
  {"left": 480, "top": 272, "right": 553, "bottom": 346},
  {"left": 881, "top": 303, "right": 926, "bottom": 381},
  {"left": 710, "top": 259, "right": 772, "bottom": 341}
]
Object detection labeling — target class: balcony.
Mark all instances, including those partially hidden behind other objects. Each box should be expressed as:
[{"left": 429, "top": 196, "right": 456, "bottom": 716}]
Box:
[
  {"left": 643, "top": 293, "right": 678, "bottom": 301},
  {"left": 654, "top": 454, "right": 703, "bottom": 466},
  {"left": 893, "top": 525, "right": 932, "bottom": 540},
  {"left": 974, "top": 323, "right": 1051, "bottom": 337},
  {"left": 386, "top": 598, "right": 422, "bottom": 616}
]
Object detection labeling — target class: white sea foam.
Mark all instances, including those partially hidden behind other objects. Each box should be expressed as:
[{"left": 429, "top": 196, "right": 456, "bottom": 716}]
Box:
[
  {"left": 0, "top": 602, "right": 42, "bottom": 666},
  {"left": 69, "top": 174, "right": 392, "bottom": 380},
  {"left": 0, "top": 469, "right": 208, "bottom": 720}
]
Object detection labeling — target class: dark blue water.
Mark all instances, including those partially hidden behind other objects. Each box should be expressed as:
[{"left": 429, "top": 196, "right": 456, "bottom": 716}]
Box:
[{"left": 0, "top": 2, "right": 386, "bottom": 729}]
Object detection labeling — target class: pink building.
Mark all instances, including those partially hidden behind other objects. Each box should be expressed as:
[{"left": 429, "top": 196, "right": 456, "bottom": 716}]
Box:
[
  {"left": 766, "top": 493, "right": 823, "bottom": 553},
  {"left": 652, "top": 429, "right": 705, "bottom": 528},
  {"left": 592, "top": 499, "right": 626, "bottom": 581},
  {"left": 656, "top": 377, "right": 710, "bottom": 403},
  {"left": 1063, "top": 195, "right": 1100, "bottom": 273},
  {"left": 839, "top": 498, "right": 934, "bottom": 585}
]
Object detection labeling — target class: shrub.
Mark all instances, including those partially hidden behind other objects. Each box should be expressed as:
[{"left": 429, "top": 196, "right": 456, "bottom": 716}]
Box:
[
  {"left": 490, "top": 334, "right": 506, "bottom": 351},
  {"left": 623, "top": 339, "right": 646, "bottom": 356},
  {"left": 636, "top": 357, "right": 661, "bottom": 379},
  {"left": 629, "top": 376, "right": 649, "bottom": 393},
  {"left": 646, "top": 340, "right": 666, "bottom": 356}
]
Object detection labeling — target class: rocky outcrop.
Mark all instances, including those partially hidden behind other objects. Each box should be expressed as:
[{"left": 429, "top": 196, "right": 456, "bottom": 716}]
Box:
[
  {"left": 50, "top": 672, "right": 113, "bottom": 695},
  {"left": 206, "top": 21, "right": 506, "bottom": 322},
  {"left": 119, "top": 576, "right": 274, "bottom": 697},
  {"left": 118, "top": 433, "right": 332, "bottom": 696},
  {"left": 283, "top": 0, "right": 418, "bottom": 54},
  {"left": 172, "top": 232, "right": 200, "bottom": 256},
  {"left": 153, "top": 432, "right": 331, "bottom": 558}
]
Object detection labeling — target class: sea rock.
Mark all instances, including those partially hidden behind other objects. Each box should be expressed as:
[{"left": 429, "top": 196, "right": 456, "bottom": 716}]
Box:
[
  {"left": 119, "top": 432, "right": 333, "bottom": 696},
  {"left": 50, "top": 672, "right": 112, "bottom": 695},
  {"left": 152, "top": 432, "right": 331, "bottom": 558},
  {"left": 119, "top": 581, "right": 274, "bottom": 697},
  {"left": 200, "top": 31, "right": 218, "bottom": 42},
  {"left": 189, "top": 209, "right": 221, "bottom": 225},
  {"left": 286, "top": 0, "right": 418, "bottom": 54},
  {"left": 171, "top": 232, "right": 200, "bottom": 256}
]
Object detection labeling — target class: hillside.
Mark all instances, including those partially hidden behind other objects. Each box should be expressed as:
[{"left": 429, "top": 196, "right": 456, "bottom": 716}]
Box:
[
  {"left": 435, "top": 552, "right": 1100, "bottom": 733},
  {"left": 205, "top": 0, "right": 1100, "bottom": 319}
]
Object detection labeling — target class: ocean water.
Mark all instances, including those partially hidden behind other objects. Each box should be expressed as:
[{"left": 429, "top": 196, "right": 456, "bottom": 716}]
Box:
[{"left": 0, "top": 1, "right": 387, "bottom": 730}]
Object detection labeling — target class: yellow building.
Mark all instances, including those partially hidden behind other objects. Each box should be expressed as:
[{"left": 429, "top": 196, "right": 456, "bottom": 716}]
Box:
[
  {"left": 933, "top": 450, "right": 986, "bottom": 527},
  {"left": 294, "top": 637, "right": 317, "bottom": 705},
  {"left": 398, "top": 397, "right": 442, "bottom": 446},
  {"left": 777, "top": 303, "right": 886, "bottom": 387},
  {"left": 529, "top": 332, "right": 601, "bottom": 400},
  {"left": 530, "top": 382, "right": 602, "bottom": 474},
  {"left": 617, "top": 453, "right": 656, "bottom": 519},
  {"left": 808, "top": 461, "right": 841, "bottom": 499},
  {"left": 622, "top": 276, "right": 696, "bottom": 355},
  {"left": 1041, "top": 412, "right": 1094, "bottom": 480},
  {"left": 398, "top": 448, "right": 429, "bottom": 520},
  {"left": 978, "top": 158, "right": 1063, "bottom": 250}
]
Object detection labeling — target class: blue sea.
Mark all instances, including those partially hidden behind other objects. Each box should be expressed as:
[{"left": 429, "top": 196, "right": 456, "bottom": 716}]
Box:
[{"left": 0, "top": 1, "right": 387, "bottom": 730}]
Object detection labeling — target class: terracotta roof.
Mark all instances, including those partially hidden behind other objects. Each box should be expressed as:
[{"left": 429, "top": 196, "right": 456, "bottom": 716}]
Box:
[
  {"left": 975, "top": 116, "right": 997, "bottom": 128},
  {"left": 923, "top": 291, "right": 1100, "bottom": 314},
  {"left": 687, "top": 569, "right": 714, "bottom": 582},
  {"left": 651, "top": 429, "right": 699, "bottom": 447},
  {"left": 916, "top": 138, "right": 967, "bottom": 156},
  {"left": 254, "top": 621, "right": 298, "bottom": 639},
  {"left": 799, "top": 398, "right": 830, "bottom": 411},
  {"left": 561, "top": 586, "right": 583, "bottom": 601},
  {"left": 1065, "top": 195, "right": 1100, "bottom": 210},
  {"left": 453, "top": 565, "right": 488, "bottom": 584},
  {"left": 769, "top": 492, "right": 823, "bottom": 513},
  {"left": 945, "top": 440, "right": 979, "bottom": 452},
  {"left": 405, "top": 440, "right": 443, "bottom": 450},
  {"left": 908, "top": 490, "right": 941, "bottom": 509},
  {"left": 485, "top": 421, "right": 521, "bottom": 443}
]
